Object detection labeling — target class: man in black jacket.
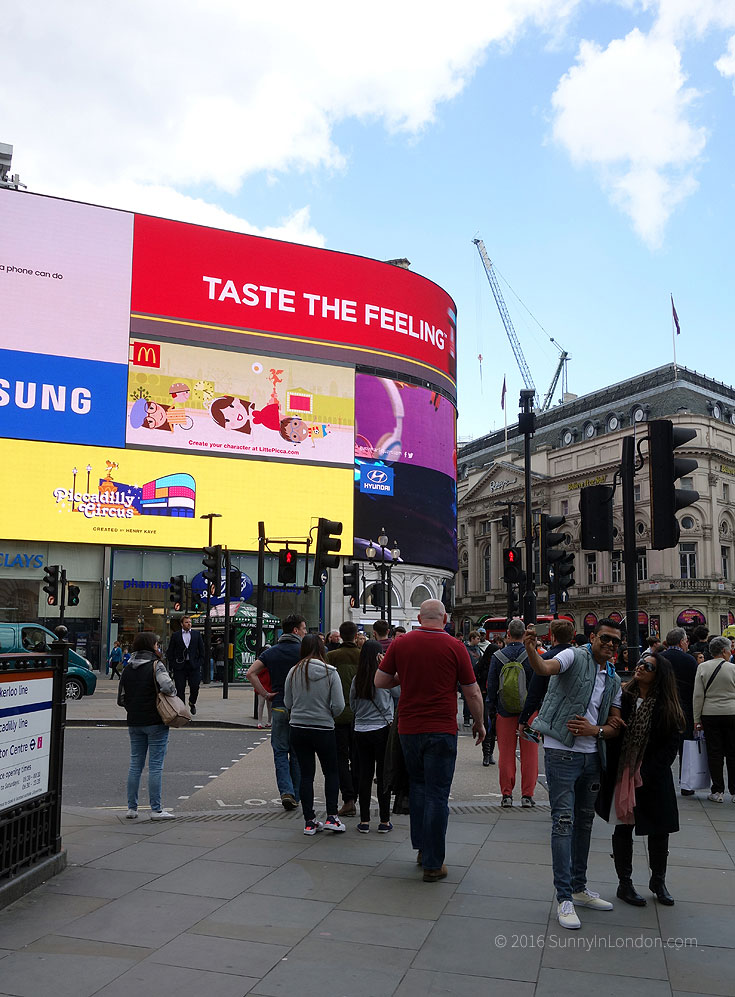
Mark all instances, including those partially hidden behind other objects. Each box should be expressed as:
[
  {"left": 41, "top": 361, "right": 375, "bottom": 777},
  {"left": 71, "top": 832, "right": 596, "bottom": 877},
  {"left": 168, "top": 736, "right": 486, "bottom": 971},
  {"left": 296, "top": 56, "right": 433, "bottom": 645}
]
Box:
[
  {"left": 662, "top": 626, "right": 698, "bottom": 795},
  {"left": 166, "top": 617, "right": 206, "bottom": 715},
  {"left": 246, "top": 614, "right": 306, "bottom": 810}
]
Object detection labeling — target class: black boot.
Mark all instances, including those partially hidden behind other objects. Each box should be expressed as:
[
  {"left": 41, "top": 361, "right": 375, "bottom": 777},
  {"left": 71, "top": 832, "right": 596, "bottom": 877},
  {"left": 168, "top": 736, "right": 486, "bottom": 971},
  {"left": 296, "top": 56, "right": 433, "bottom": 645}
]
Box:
[
  {"left": 612, "top": 829, "right": 646, "bottom": 906},
  {"left": 648, "top": 833, "right": 674, "bottom": 906}
]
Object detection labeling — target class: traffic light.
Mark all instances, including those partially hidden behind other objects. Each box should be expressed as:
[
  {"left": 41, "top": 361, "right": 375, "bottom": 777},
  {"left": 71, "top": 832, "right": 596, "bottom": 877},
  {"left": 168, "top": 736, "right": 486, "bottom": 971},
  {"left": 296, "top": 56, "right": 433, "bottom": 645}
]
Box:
[
  {"left": 312, "top": 518, "right": 342, "bottom": 586},
  {"left": 503, "top": 548, "right": 522, "bottom": 584},
  {"left": 43, "top": 564, "right": 60, "bottom": 607},
  {"left": 278, "top": 548, "right": 298, "bottom": 584},
  {"left": 580, "top": 485, "right": 614, "bottom": 551},
  {"left": 202, "top": 545, "right": 222, "bottom": 594},
  {"left": 343, "top": 563, "right": 360, "bottom": 603},
  {"left": 540, "top": 514, "right": 566, "bottom": 584},
  {"left": 554, "top": 551, "right": 576, "bottom": 598},
  {"left": 370, "top": 583, "right": 384, "bottom": 608},
  {"left": 67, "top": 584, "right": 80, "bottom": 607},
  {"left": 648, "top": 419, "right": 699, "bottom": 549},
  {"left": 228, "top": 566, "right": 242, "bottom": 600},
  {"left": 508, "top": 587, "right": 520, "bottom": 616},
  {"left": 169, "top": 574, "right": 185, "bottom": 609}
]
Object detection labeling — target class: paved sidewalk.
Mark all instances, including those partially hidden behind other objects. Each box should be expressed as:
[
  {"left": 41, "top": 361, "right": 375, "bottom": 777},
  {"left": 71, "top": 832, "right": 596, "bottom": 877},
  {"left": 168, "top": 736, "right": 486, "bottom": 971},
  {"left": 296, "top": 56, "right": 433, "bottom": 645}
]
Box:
[{"left": 1, "top": 793, "right": 733, "bottom": 995}]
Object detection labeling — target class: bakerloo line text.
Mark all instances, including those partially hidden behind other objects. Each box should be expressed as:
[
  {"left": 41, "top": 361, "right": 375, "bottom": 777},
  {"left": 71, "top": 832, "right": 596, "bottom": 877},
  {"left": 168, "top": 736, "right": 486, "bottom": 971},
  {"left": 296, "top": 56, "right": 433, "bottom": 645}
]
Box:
[{"left": 0, "top": 380, "right": 92, "bottom": 414}]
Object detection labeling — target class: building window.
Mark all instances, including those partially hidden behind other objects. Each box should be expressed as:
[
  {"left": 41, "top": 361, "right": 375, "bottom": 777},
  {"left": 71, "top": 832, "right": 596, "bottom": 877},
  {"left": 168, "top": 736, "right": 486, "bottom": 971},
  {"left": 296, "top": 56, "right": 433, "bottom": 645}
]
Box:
[
  {"left": 460, "top": 524, "right": 466, "bottom": 539},
  {"left": 637, "top": 548, "right": 648, "bottom": 581},
  {"left": 611, "top": 550, "right": 623, "bottom": 584},
  {"left": 679, "top": 542, "right": 697, "bottom": 579},
  {"left": 483, "top": 547, "right": 492, "bottom": 592},
  {"left": 724, "top": 483, "right": 730, "bottom": 503},
  {"left": 410, "top": 584, "right": 433, "bottom": 608},
  {"left": 586, "top": 552, "right": 597, "bottom": 585},
  {"left": 461, "top": 570, "right": 468, "bottom": 596},
  {"left": 634, "top": 483, "right": 641, "bottom": 502},
  {"left": 722, "top": 546, "right": 730, "bottom": 581},
  {"left": 681, "top": 476, "right": 695, "bottom": 491},
  {"left": 561, "top": 499, "right": 569, "bottom": 516}
]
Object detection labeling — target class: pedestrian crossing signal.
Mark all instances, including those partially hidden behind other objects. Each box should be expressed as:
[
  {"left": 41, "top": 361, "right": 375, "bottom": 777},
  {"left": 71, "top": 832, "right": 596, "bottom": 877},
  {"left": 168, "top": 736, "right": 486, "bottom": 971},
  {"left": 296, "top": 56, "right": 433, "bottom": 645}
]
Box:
[{"left": 278, "top": 548, "right": 298, "bottom": 584}]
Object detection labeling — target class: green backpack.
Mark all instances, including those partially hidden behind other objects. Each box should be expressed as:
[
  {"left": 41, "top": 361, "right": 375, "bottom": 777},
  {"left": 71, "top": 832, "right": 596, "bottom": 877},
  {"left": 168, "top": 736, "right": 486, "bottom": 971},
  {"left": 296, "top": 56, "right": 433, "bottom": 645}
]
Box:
[{"left": 496, "top": 648, "right": 529, "bottom": 714}]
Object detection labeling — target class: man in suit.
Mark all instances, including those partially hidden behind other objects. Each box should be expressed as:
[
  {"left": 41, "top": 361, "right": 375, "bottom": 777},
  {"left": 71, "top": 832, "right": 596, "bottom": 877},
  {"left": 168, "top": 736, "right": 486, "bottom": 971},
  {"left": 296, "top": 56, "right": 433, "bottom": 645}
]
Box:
[
  {"left": 166, "top": 617, "right": 206, "bottom": 715},
  {"left": 662, "top": 626, "right": 698, "bottom": 795}
]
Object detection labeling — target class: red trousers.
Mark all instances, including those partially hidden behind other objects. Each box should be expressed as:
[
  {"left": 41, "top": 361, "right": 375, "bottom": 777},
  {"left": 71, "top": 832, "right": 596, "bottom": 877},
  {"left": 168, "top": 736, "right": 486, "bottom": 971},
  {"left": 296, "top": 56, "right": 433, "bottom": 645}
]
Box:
[{"left": 495, "top": 713, "right": 539, "bottom": 798}]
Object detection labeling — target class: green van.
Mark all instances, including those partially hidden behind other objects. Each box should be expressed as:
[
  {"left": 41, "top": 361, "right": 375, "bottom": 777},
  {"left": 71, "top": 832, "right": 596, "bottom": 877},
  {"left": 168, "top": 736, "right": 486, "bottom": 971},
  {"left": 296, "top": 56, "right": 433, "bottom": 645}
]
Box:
[{"left": 0, "top": 623, "right": 97, "bottom": 701}]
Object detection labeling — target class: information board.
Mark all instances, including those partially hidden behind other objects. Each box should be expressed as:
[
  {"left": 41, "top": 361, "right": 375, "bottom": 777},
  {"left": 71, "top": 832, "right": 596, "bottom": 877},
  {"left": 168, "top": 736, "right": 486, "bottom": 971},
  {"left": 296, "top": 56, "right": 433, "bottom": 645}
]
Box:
[{"left": 0, "top": 671, "right": 53, "bottom": 811}]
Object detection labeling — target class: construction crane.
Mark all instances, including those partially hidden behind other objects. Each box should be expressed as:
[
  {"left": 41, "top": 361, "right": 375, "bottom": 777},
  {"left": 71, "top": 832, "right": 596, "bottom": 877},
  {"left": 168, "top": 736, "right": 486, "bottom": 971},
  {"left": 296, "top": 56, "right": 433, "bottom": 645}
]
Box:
[{"left": 473, "top": 237, "right": 569, "bottom": 412}]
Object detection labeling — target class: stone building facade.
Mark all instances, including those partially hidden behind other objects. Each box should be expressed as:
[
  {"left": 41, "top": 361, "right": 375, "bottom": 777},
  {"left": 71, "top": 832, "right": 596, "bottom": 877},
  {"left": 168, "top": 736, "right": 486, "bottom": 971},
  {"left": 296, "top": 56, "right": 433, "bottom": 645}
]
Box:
[{"left": 455, "top": 364, "right": 735, "bottom": 639}]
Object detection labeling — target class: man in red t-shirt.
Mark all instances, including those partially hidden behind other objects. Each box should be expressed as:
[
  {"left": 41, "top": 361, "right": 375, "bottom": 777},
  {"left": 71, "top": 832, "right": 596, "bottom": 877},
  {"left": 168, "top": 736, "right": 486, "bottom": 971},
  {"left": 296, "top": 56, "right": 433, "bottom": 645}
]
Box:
[{"left": 376, "top": 600, "right": 485, "bottom": 881}]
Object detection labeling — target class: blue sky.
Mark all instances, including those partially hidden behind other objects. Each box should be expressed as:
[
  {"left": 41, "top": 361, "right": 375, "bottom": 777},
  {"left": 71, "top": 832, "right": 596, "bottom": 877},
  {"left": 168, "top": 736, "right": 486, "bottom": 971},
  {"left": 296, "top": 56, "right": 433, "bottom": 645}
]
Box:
[{"left": 4, "top": 1, "right": 735, "bottom": 440}]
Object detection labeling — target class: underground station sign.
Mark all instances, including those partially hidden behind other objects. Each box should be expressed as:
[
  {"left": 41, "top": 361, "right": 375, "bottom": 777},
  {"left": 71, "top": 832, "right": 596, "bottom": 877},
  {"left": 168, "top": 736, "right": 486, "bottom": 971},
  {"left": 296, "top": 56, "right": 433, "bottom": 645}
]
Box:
[{"left": 0, "top": 670, "right": 53, "bottom": 811}]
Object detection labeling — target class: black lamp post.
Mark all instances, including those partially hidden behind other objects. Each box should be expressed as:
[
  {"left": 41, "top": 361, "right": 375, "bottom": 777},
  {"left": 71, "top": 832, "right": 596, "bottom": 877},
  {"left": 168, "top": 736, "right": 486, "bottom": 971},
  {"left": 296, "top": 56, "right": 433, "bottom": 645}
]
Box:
[{"left": 366, "top": 528, "right": 401, "bottom": 627}]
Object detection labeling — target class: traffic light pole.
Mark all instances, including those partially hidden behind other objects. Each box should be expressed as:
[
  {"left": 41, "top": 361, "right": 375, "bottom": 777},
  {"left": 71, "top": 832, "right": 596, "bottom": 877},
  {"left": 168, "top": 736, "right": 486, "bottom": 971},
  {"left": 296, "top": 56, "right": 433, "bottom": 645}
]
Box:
[
  {"left": 223, "top": 549, "right": 230, "bottom": 701},
  {"left": 622, "top": 436, "right": 640, "bottom": 666},
  {"left": 519, "top": 390, "right": 537, "bottom": 625},
  {"left": 59, "top": 568, "right": 67, "bottom": 621}
]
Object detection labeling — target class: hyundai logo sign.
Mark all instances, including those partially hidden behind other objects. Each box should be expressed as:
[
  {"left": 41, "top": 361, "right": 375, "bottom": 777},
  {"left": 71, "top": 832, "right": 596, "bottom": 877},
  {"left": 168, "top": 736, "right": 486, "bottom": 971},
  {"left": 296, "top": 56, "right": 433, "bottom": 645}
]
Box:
[
  {"left": 360, "top": 465, "right": 394, "bottom": 496},
  {"left": 367, "top": 468, "right": 388, "bottom": 484}
]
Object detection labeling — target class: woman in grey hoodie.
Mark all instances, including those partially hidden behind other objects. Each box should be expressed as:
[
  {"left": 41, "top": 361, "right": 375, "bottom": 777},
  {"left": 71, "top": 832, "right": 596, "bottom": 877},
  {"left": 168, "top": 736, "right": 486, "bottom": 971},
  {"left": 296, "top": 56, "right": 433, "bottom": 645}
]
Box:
[{"left": 284, "top": 634, "right": 346, "bottom": 835}]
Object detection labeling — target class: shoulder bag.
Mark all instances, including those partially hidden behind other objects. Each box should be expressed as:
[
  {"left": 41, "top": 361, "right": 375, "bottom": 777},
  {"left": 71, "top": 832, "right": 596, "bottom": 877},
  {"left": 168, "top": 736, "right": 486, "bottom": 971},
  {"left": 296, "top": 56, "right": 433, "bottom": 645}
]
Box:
[{"left": 152, "top": 660, "right": 192, "bottom": 727}]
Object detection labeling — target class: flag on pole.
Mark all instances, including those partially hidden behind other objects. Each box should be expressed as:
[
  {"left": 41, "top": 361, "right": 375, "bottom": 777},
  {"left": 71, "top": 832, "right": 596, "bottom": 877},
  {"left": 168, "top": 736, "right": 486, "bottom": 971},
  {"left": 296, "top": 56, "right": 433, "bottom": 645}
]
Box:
[
  {"left": 501, "top": 375, "right": 506, "bottom": 410},
  {"left": 671, "top": 294, "right": 680, "bottom": 336}
]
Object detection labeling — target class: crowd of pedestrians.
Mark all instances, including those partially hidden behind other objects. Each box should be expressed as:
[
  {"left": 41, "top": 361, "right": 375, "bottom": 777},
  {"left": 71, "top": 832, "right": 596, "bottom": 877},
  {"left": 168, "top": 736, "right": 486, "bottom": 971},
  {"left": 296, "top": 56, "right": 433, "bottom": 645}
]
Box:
[{"left": 112, "top": 606, "right": 735, "bottom": 930}]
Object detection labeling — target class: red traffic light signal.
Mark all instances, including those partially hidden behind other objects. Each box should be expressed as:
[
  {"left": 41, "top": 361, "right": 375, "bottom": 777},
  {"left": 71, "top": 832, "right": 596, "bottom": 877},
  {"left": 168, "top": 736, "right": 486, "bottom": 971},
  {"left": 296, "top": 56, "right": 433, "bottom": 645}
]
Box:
[
  {"left": 503, "top": 548, "right": 522, "bottom": 584},
  {"left": 278, "top": 548, "right": 298, "bottom": 584}
]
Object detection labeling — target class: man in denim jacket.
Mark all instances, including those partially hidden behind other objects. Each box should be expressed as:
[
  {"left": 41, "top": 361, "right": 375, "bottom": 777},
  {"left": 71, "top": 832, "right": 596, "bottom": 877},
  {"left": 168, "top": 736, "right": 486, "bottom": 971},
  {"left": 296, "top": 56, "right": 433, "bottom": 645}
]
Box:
[{"left": 524, "top": 619, "right": 624, "bottom": 931}]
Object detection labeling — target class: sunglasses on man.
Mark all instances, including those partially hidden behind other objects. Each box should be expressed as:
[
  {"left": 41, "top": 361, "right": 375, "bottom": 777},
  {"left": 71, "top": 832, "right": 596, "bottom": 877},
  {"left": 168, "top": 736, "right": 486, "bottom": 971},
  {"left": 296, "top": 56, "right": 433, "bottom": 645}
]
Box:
[{"left": 597, "top": 633, "right": 622, "bottom": 647}]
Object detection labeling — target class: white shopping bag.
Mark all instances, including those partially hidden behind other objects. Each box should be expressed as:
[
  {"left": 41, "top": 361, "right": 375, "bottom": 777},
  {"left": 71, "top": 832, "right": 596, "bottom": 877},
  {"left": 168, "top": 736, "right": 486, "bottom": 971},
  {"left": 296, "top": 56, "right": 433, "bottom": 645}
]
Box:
[{"left": 680, "top": 737, "right": 709, "bottom": 792}]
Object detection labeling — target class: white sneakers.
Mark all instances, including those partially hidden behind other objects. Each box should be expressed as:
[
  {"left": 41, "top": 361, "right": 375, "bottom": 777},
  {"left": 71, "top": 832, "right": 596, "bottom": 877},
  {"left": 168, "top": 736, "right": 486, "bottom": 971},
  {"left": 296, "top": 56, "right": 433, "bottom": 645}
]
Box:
[
  {"left": 708, "top": 792, "right": 724, "bottom": 803},
  {"left": 557, "top": 901, "right": 581, "bottom": 929},
  {"left": 150, "top": 810, "right": 175, "bottom": 820},
  {"left": 125, "top": 809, "right": 138, "bottom": 820},
  {"left": 558, "top": 890, "right": 614, "bottom": 929},
  {"left": 571, "top": 888, "right": 614, "bottom": 910}
]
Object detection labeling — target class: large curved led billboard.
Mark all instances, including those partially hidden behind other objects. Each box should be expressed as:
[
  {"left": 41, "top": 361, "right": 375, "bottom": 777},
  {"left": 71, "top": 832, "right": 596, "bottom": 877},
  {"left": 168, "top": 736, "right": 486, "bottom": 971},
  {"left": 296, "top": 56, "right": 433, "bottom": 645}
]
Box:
[{"left": 0, "top": 189, "right": 457, "bottom": 570}]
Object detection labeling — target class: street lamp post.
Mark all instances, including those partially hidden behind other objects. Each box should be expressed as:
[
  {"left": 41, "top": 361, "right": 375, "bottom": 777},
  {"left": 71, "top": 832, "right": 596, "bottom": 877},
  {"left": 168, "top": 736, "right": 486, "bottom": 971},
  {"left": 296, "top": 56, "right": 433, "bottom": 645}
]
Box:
[
  {"left": 366, "top": 529, "right": 401, "bottom": 627},
  {"left": 200, "top": 513, "right": 222, "bottom": 686}
]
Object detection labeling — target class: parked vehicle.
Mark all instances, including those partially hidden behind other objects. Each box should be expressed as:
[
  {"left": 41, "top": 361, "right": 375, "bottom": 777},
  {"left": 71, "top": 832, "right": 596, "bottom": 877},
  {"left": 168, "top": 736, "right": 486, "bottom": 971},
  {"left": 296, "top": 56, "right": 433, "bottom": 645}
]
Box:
[{"left": 0, "top": 623, "right": 97, "bottom": 701}]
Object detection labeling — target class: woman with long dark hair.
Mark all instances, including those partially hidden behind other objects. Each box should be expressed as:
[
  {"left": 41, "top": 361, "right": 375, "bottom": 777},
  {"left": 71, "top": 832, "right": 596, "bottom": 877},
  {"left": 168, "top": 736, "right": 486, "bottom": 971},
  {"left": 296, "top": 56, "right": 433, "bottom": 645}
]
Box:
[
  {"left": 117, "top": 631, "right": 178, "bottom": 820},
  {"left": 596, "top": 651, "right": 685, "bottom": 906},
  {"left": 349, "top": 639, "right": 400, "bottom": 833},
  {"left": 284, "top": 633, "right": 346, "bottom": 835}
]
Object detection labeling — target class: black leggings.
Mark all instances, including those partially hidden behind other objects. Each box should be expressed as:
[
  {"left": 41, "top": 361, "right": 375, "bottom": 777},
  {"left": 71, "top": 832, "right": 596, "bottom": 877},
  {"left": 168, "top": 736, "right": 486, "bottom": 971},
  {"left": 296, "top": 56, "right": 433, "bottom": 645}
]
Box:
[
  {"left": 354, "top": 726, "right": 391, "bottom": 823},
  {"left": 289, "top": 725, "right": 339, "bottom": 821}
]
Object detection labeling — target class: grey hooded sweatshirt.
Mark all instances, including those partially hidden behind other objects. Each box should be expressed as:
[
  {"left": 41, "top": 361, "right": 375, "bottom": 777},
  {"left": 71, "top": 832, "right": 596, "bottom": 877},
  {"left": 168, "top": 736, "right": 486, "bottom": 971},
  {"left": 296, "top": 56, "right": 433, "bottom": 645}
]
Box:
[{"left": 284, "top": 659, "right": 345, "bottom": 729}]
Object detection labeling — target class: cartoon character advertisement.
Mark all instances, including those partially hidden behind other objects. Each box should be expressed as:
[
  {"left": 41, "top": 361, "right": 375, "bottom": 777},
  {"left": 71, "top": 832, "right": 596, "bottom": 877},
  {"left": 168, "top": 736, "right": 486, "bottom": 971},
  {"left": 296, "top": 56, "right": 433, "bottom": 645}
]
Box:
[{"left": 126, "top": 340, "right": 355, "bottom": 466}]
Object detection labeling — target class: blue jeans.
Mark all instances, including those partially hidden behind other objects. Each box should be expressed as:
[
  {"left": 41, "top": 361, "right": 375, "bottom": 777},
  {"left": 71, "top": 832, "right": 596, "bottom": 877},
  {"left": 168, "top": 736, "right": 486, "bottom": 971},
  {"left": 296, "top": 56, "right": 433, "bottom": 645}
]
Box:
[
  {"left": 544, "top": 747, "right": 601, "bottom": 901},
  {"left": 127, "top": 724, "right": 169, "bottom": 812},
  {"left": 400, "top": 732, "right": 457, "bottom": 870},
  {"left": 271, "top": 707, "right": 300, "bottom": 800}
]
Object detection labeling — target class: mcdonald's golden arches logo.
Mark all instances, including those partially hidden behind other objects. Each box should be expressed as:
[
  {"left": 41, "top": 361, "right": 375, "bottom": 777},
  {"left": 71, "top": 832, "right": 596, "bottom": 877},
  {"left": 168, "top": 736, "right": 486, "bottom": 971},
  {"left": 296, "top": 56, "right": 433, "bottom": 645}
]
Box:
[{"left": 131, "top": 342, "right": 160, "bottom": 368}]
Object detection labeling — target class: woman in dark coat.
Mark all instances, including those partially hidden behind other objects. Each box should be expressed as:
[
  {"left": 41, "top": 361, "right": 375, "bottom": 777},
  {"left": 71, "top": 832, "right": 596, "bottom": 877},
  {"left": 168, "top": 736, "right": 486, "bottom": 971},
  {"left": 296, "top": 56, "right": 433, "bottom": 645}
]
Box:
[{"left": 596, "top": 651, "right": 684, "bottom": 906}]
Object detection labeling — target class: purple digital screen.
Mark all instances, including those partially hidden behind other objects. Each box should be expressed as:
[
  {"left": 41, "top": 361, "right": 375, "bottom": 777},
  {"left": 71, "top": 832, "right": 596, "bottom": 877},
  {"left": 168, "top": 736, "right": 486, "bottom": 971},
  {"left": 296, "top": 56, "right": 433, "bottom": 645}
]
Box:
[{"left": 354, "top": 374, "right": 456, "bottom": 478}]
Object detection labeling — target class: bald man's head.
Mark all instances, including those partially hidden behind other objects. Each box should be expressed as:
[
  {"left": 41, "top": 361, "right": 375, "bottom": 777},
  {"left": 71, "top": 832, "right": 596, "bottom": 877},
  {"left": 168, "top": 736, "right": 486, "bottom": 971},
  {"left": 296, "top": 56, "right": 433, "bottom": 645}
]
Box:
[{"left": 418, "top": 599, "right": 447, "bottom": 629}]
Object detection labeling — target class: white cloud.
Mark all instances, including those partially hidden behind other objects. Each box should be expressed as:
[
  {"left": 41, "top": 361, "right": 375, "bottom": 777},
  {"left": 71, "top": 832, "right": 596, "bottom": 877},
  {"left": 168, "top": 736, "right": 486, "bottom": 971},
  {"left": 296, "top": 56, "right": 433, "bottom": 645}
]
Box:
[
  {"left": 716, "top": 35, "right": 735, "bottom": 89},
  {"left": 2, "top": 0, "right": 582, "bottom": 240},
  {"left": 551, "top": 28, "right": 706, "bottom": 247}
]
